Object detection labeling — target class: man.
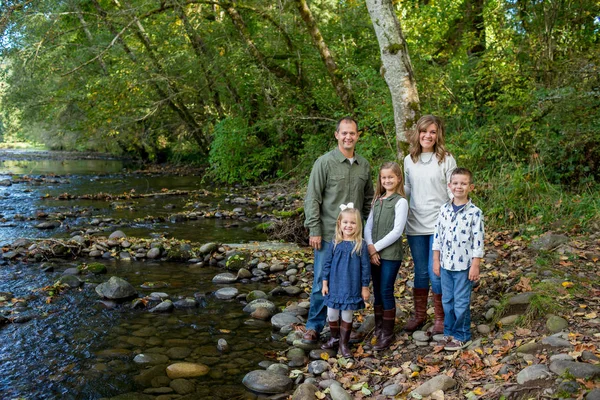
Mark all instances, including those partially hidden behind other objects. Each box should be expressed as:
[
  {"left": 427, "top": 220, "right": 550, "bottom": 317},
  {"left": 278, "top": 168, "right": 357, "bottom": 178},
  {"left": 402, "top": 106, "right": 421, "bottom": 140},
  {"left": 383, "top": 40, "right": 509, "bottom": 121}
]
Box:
[{"left": 302, "top": 117, "right": 374, "bottom": 344}]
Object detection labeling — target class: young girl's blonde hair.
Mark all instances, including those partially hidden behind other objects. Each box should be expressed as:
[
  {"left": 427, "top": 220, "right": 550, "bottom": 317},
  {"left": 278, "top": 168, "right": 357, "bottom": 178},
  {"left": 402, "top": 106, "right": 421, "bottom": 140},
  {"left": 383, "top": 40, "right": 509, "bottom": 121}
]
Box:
[
  {"left": 408, "top": 115, "right": 450, "bottom": 164},
  {"left": 374, "top": 161, "right": 406, "bottom": 199},
  {"left": 333, "top": 208, "right": 363, "bottom": 255}
]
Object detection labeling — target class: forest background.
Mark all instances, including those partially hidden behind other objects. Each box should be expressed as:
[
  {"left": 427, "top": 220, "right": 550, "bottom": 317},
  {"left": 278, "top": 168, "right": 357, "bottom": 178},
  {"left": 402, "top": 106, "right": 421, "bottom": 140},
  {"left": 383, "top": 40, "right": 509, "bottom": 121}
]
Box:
[{"left": 0, "top": 0, "right": 598, "bottom": 233}]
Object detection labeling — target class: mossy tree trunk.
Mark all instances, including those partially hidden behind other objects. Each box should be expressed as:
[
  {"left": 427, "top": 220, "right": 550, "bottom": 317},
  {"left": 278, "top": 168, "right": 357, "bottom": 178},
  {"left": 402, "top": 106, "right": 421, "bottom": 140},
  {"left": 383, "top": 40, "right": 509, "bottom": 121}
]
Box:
[{"left": 365, "top": 0, "right": 420, "bottom": 160}]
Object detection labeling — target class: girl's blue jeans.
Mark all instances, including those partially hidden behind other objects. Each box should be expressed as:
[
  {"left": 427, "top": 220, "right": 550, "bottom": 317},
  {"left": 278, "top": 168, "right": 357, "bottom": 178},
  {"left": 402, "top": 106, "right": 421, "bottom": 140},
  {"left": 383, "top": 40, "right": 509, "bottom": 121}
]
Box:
[
  {"left": 407, "top": 234, "right": 441, "bottom": 294},
  {"left": 371, "top": 259, "right": 401, "bottom": 309},
  {"left": 441, "top": 268, "right": 472, "bottom": 341}
]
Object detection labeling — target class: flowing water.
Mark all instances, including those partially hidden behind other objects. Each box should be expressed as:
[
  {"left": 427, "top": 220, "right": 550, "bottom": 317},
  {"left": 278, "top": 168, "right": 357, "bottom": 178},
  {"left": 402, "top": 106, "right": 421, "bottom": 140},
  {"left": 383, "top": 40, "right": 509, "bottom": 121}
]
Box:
[{"left": 0, "top": 150, "right": 293, "bottom": 399}]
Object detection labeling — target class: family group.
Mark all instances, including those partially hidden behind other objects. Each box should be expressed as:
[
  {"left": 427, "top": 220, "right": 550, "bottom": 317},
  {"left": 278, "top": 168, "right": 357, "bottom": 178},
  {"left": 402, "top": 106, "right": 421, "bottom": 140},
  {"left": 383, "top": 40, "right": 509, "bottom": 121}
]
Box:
[{"left": 297, "top": 115, "right": 485, "bottom": 358}]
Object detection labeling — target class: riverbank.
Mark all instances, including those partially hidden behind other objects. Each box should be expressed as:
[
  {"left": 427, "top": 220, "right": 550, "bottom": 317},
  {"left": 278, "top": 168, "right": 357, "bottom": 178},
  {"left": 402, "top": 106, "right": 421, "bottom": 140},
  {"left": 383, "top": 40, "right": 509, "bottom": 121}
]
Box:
[{"left": 1, "top": 227, "right": 599, "bottom": 399}]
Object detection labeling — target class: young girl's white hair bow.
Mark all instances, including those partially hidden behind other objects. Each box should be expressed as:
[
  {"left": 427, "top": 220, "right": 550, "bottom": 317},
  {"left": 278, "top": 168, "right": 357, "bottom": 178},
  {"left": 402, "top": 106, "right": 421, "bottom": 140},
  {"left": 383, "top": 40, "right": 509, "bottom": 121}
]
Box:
[{"left": 339, "top": 202, "right": 354, "bottom": 211}]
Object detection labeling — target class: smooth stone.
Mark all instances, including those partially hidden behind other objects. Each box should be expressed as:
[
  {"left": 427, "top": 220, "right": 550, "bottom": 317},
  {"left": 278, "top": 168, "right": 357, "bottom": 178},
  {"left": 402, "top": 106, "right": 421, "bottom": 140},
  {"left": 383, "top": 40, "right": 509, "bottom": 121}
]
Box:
[
  {"left": 308, "top": 360, "right": 329, "bottom": 375},
  {"left": 546, "top": 315, "right": 569, "bottom": 333},
  {"left": 237, "top": 268, "right": 253, "bottom": 279},
  {"left": 109, "top": 230, "right": 126, "bottom": 239},
  {"left": 146, "top": 247, "right": 161, "bottom": 259},
  {"left": 309, "top": 349, "right": 336, "bottom": 360},
  {"left": 243, "top": 298, "right": 277, "bottom": 314},
  {"left": 166, "top": 362, "right": 210, "bottom": 379},
  {"left": 516, "top": 364, "right": 552, "bottom": 384},
  {"left": 292, "top": 382, "right": 318, "bottom": 400},
  {"left": 586, "top": 389, "right": 600, "bottom": 400},
  {"left": 507, "top": 292, "right": 536, "bottom": 305},
  {"left": 286, "top": 331, "right": 304, "bottom": 345},
  {"left": 283, "top": 305, "right": 308, "bottom": 317},
  {"left": 517, "top": 342, "right": 542, "bottom": 354},
  {"left": 217, "top": 339, "right": 229, "bottom": 352},
  {"left": 287, "top": 348, "right": 305, "bottom": 360},
  {"left": 214, "top": 287, "right": 239, "bottom": 300},
  {"left": 382, "top": 383, "right": 402, "bottom": 396},
  {"left": 95, "top": 276, "right": 136, "bottom": 300},
  {"left": 212, "top": 273, "right": 238, "bottom": 284},
  {"left": 246, "top": 290, "right": 268, "bottom": 302},
  {"left": 283, "top": 286, "right": 303, "bottom": 296},
  {"left": 242, "top": 370, "right": 292, "bottom": 394},
  {"left": 485, "top": 308, "right": 495, "bottom": 320},
  {"left": 166, "top": 347, "right": 191, "bottom": 359},
  {"left": 199, "top": 242, "right": 218, "bottom": 254},
  {"left": 292, "top": 339, "right": 320, "bottom": 351},
  {"left": 267, "top": 363, "right": 290, "bottom": 376},
  {"left": 149, "top": 300, "right": 174, "bottom": 313},
  {"left": 133, "top": 353, "right": 169, "bottom": 365},
  {"left": 414, "top": 375, "right": 457, "bottom": 396},
  {"left": 58, "top": 275, "right": 83, "bottom": 288},
  {"left": 550, "top": 353, "right": 574, "bottom": 361},
  {"left": 271, "top": 312, "right": 302, "bottom": 329},
  {"left": 477, "top": 324, "right": 491, "bottom": 334},
  {"left": 413, "top": 331, "right": 430, "bottom": 342},
  {"left": 329, "top": 383, "right": 353, "bottom": 400},
  {"left": 251, "top": 307, "right": 273, "bottom": 320},
  {"left": 549, "top": 361, "right": 600, "bottom": 379},
  {"left": 530, "top": 233, "right": 569, "bottom": 251},
  {"left": 173, "top": 298, "right": 198, "bottom": 309},
  {"left": 541, "top": 336, "right": 572, "bottom": 348},
  {"left": 170, "top": 378, "right": 195, "bottom": 395},
  {"left": 499, "top": 315, "right": 519, "bottom": 326}
]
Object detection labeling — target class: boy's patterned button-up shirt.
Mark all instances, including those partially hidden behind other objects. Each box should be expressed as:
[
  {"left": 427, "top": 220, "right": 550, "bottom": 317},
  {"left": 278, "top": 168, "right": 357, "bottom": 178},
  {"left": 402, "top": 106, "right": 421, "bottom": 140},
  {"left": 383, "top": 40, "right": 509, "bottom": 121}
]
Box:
[{"left": 432, "top": 199, "right": 485, "bottom": 271}]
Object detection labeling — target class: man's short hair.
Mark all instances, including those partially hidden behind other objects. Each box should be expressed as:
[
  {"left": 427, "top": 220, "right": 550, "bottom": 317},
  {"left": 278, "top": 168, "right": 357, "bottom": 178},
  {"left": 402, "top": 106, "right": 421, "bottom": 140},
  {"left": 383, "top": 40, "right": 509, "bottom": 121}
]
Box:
[
  {"left": 451, "top": 167, "right": 473, "bottom": 183},
  {"left": 336, "top": 117, "right": 358, "bottom": 132}
]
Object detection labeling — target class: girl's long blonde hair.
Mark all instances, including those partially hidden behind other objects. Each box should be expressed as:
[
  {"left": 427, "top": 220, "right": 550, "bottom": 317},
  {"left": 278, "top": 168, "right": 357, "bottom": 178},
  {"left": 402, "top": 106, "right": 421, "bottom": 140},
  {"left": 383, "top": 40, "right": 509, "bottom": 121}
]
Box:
[
  {"left": 374, "top": 161, "right": 406, "bottom": 200},
  {"left": 408, "top": 115, "right": 450, "bottom": 164},
  {"left": 333, "top": 208, "right": 363, "bottom": 255}
]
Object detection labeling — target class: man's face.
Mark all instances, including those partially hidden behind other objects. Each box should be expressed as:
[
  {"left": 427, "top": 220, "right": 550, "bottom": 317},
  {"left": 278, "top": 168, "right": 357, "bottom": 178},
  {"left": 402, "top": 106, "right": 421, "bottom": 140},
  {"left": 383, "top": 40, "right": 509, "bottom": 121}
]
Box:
[{"left": 335, "top": 120, "right": 359, "bottom": 153}]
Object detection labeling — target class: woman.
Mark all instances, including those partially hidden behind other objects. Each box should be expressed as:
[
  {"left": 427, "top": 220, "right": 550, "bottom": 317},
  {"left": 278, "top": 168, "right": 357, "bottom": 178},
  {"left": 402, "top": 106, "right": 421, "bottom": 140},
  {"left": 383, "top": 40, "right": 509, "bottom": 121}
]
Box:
[{"left": 403, "top": 115, "right": 456, "bottom": 335}]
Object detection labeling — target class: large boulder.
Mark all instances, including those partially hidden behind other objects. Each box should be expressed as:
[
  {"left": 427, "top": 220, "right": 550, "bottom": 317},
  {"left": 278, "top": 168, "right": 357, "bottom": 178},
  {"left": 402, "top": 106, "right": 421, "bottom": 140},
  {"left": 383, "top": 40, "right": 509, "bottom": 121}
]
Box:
[{"left": 95, "top": 276, "right": 137, "bottom": 300}]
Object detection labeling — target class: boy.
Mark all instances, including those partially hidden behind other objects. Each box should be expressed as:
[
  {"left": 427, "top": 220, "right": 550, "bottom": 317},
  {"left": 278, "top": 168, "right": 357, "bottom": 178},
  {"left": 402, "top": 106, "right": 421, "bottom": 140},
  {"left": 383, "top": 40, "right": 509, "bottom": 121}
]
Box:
[{"left": 432, "top": 167, "right": 485, "bottom": 351}]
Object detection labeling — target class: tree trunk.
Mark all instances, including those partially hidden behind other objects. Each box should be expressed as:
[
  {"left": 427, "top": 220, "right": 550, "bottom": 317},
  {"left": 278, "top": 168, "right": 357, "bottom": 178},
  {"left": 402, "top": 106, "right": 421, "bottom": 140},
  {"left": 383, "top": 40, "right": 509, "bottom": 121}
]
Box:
[
  {"left": 294, "top": 0, "right": 355, "bottom": 113},
  {"left": 365, "top": 0, "right": 420, "bottom": 159}
]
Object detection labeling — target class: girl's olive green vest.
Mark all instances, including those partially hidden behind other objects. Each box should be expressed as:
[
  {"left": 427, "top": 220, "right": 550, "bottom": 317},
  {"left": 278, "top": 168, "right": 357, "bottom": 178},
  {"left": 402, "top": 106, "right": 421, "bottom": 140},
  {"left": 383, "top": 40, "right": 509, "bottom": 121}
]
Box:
[{"left": 371, "top": 193, "right": 404, "bottom": 261}]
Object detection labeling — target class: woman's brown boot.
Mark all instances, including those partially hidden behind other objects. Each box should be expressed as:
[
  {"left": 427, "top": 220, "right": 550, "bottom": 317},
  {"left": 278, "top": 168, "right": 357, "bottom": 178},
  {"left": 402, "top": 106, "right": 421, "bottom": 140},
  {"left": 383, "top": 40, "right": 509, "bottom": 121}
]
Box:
[
  {"left": 321, "top": 320, "right": 340, "bottom": 350},
  {"left": 431, "top": 293, "right": 445, "bottom": 335},
  {"left": 373, "top": 308, "right": 396, "bottom": 351},
  {"left": 373, "top": 305, "right": 384, "bottom": 342},
  {"left": 339, "top": 320, "right": 353, "bottom": 358},
  {"left": 403, "top": 288, "right": 429, "bottom": 332}
]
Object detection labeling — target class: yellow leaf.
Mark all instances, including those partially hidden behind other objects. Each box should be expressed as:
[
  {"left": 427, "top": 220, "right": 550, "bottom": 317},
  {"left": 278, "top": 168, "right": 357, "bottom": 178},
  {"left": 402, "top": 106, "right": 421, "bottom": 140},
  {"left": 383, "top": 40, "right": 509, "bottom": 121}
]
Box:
[
  {"left": 473, "top": 387, "right": 485, "bottom": 395},
  {"left": 315, "top": 391, "right": 326, "bottom": 399},
  {"left": 584, "top": 312, "right": 597, "bottom": 319},
  {"left": 389, "top": 367, "right": 402, "bottom": 376},
  {"left": 502, "top": 332, "right": 514, "bottom": 340},
  {"left": 320, "top": 352, "right": 329, "bottom": 361},
  {"left": 219, "top": 329, "right": 231, "bottom": 333},
  {"left": 579, "top": 304, "right": 588, "bottom": 309},
  {"left": 562, "top": 281, "right": 574, "bottom": 288},
  {"left": 410, "top": 371, "right": 420, "bottom": 377}
]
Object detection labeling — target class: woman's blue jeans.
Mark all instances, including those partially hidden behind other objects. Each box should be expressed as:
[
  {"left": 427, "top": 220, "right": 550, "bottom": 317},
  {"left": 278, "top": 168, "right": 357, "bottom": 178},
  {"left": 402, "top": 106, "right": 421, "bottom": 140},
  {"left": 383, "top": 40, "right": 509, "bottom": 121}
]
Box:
[
  {"left": 407, "top": 234, "right": 441, "bottom": 294},
  {"left": 371, "top": 259, "right": 401, "bottom": 309},
  {"left": 441, "top": 268, "right": 472, "bottom": 341}
]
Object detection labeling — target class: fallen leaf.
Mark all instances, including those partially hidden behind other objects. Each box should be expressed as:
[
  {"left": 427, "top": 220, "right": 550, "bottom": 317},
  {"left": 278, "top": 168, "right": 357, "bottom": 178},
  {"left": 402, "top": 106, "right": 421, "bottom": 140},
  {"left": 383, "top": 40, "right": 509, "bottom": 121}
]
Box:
[
  {"left": 562, "top": 281, "right": 574, "bottom": 288},
  {"left": 584, "top": 312, "right": 597, "bottom": 319}
]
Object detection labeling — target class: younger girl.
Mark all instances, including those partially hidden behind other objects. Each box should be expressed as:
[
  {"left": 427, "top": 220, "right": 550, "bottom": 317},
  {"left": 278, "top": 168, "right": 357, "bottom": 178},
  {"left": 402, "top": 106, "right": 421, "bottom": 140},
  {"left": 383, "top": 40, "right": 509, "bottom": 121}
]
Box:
[
  {"left": 364, "top": 162, "right": 409, "bottom": 350},
  {"left": 404, "top": 115, "right": 457, "bottom": 335},
  {"left": 321, "top": 205, "right": 371, "bottom": 358}
]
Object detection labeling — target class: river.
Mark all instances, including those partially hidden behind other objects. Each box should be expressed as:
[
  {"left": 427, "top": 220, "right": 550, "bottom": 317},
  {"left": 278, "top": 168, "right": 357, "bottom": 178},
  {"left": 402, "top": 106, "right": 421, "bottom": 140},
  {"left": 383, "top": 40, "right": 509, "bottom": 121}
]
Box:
[{"left": 0, "top": 150, "right": 296, "bottom": 399}]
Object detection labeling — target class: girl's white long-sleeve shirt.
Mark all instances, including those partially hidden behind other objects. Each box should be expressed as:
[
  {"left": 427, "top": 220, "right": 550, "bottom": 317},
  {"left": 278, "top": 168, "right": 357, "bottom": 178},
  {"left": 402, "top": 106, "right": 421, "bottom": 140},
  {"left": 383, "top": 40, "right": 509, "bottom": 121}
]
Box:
[
  {"left": 364, "top": 197, "right": 408, "bottom": 252},
  {"left": 404, "top": 153, "right": 457, "bottom": 235}
]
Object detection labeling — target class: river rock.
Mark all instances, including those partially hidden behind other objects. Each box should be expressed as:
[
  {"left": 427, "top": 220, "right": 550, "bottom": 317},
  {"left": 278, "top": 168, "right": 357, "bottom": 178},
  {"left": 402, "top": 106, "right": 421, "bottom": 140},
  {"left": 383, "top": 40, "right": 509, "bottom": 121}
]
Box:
[
  {"left": 283, "top": 304, "right": 308, "bottom": 317},
  {"left": 382, "top": 384, "right": 402, "bottom": 396},
  {"left": 35, "top": 221, "right": 61, "bottom": 229},
  {"left": 267, "top": 363, "right": 289, "bottom": 376},
  {"left": 587, "top": 389, "right": 600, "bottom": 400},
  {"left": 251, "top": 306, "right": 273, "bottom": 320},
  {"left": 212, "top": 273, "right": 237, "bottom": 284},
  {"left": 283, "top": 286, "right": 303, "bottom": 296},
  {"left": 516, "top": 364, "right": 552, "bottom": 384},
  {"left": 166, "top": 347, "right": 192, "bottom": 359},
  {"left": 199, "top": 242, "right": 218, "bottom": 254},
  {"left": 499, "top": 315, "right": 519, "bottom": 326},
  {"left": 149, "top": 300, "right": 174, "bottom": 313},
  {"left": 308, "top": 360, "right": 329, "bottom": 375},
  {"left": 83, "top": 262, "right": 107, "bottom": 275},
  {"left": 59, "top": 275, "right": 83, "bottom": 288},
  {"left": 292, "top": 382, "right": 318, "bottom": 400},
  {"left": 108, "top": 230, "right": 126, "bottom": 239},
  {"left": 217, "top": 339, "right": 229, "bottom": 352},
  {"left": 243, "top": 298, "right": 277, "bottom": 314},
  {"left": 146, "top": 248, "right": 161, "bottom": 259},
  {"left": 549, "top": 361, "right": 600, "bottom": 379},
  {"left": 530, "top": 233, "right": 569, "bottom": 251},
  {"left": 246, "top": 290, "right": 267, "bottom": 302},
  {"left": 95, "top": 276, "right": 136, "bottom": 300},
  {"left": 546, "top": 315, "right": 569, "bottom": 333},
  {"left": 169, "top": 378, "right": 195, "bottom": 395},
  {"left": 330, "top": 383, "right": 353, "bottom": 400},
  {"left": 413, "top": 375, "right": 457, "bottom": 396},
  {"left": 166, "top": 362, "right": 210, "bottom": 379},
  {"left": 225, "top": 251, "right": 250, "bottom": 271},
  {"left": 214, "top": 287, "right": 239, "bottom": 300},
  {"left": 173, "top": 298, "right": 198, "bottom": 309},
  {"left": 237, "top": 268, "right": 253, "bottom": 279},
  {"left": 242, "top": 370, "right": 292, "bottom": 394},
  {"left": 541, "top": 335, "right": 572, "bottom": 348},
  {"left": 413, "top": 330, "right": 430, "bottom": 342},
  {"left": 271, "top": 313, "right": 302, "bottom": 329},
  {"left": 517, "top": 342, "right": 542, "bottom": 354},
  {"left": 133, "top": 353, "right": 169, "bottom": 365},
  {"left": 508, "top": 292, "right": 535, "bottom": 305}
]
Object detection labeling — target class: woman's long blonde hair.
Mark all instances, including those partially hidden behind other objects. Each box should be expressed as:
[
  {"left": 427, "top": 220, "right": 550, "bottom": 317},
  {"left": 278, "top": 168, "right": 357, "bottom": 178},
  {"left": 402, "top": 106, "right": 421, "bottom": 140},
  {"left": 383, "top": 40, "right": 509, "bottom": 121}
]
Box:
[
  {"left": 333, "top": 208, "right": 363, "bottom": 255},
  {"left": 408, "top": 115, "right": 450, "bottom": 164},
  {"left": 374, "top": 161, "right": 406, "bottom": 200}
]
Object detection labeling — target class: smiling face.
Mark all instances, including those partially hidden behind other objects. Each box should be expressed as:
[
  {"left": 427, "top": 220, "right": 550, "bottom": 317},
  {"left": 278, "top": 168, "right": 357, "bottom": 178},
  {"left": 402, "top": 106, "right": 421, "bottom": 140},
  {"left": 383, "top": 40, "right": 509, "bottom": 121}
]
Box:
[
  {"left": 419, "top": 123, "right": 438, "bottom": 152},
  {"left": 335, "top": 120, "right": 359, "bottom": 156},
  {"left": 449, "top": 173, "right": 474, "bottom": 203},
  {"left": 380, "top": 168, "right": 400, "bottom": 195},
  {"left": 339, "top": 212, "right": 358, "bottom": 239}
]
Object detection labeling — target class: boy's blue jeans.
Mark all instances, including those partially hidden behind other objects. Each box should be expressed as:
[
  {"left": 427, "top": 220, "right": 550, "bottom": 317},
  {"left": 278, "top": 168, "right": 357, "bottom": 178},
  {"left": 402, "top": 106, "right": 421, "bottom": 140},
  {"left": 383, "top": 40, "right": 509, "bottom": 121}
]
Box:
[
  {"left": 371, "top": 259, "right": 401, "bottom": 309},
  {"left": 407, "top": 234, "right": 441, "bottom": 294},
  {"left": 441, "top": 268, "right": 472, "bottom": 342},
  {"left": 305, "top": 240, "right": 332, "bottom": 333}
]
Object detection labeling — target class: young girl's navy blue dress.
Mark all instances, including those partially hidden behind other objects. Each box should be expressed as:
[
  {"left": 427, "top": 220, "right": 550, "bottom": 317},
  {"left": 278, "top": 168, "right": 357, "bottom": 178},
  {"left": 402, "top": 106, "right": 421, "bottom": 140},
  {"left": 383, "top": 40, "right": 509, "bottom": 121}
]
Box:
[{"left": 322, "top": 240, "right": 371, "bottom": 310}]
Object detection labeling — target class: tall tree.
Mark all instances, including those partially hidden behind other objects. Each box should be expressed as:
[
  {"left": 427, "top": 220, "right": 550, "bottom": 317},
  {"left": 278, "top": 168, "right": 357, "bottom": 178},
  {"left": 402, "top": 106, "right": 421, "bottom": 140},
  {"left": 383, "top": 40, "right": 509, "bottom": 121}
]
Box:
[{"left": 365, "top": 0, "right": 420, "bottom": 158}]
